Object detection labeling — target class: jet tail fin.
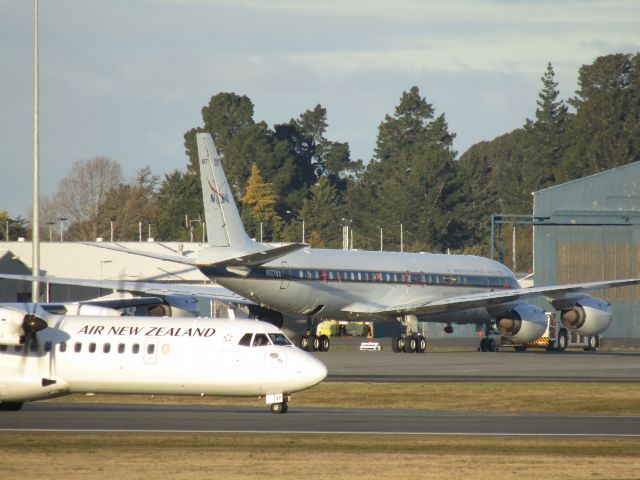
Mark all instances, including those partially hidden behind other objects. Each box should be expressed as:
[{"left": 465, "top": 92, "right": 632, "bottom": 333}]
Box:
[{"left": 196, "top": 133, "right": 254, "bottom": 249}]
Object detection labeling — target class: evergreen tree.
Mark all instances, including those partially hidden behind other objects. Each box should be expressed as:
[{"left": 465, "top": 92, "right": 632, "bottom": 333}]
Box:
[
  {"left": 522, "top": 62, "right": 569, "bottom": 191},
  {"left": 348, "top": 86, "right": 462, "bottom": 252},
  {"left": 152, "top": 170, "right": 202, "bottom": 241},
  {"left": 240, "top": 164, "right": 283, "bottom": 241},
  {"left": 563, "top": 53, "right": 640, "bottom": 177},
  {"left": 300, "top": 176, "right": 341, "bottom": 248}
]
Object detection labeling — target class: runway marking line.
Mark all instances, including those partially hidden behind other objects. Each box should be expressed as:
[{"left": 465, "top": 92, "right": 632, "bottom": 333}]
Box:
[{"left": 2, "top": 428, "right": 640, "bottom": 437}]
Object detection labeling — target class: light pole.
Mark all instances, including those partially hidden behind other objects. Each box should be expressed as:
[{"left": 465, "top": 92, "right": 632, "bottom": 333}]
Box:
[
  {"left": 188, "top": 219, "right": 202, "bottom": 243},
  {"left": 47, "top": 221, "right": 54, "bottom": 242},
  {"left": 57, "top": 217, "right": 66, "bottom": 242},
  {"left": 5, "top": 219, "right": 9, "bottom": 242},
  {"left": 400, "top": 223, "right": 404, "bottom": 253},
  {"left": 379, "top": 225, "right": 384, "bottom": 252},
  {"left": 286, "top": 210, "right": 305, "bottom": 243},
  {"left": 32, "top": 0, "right": 41, "bottom": 302},
  {"left": 110, "top": 217, "right": 116, "bottom": 242},
  {"left": 147, "top": 222, "right": 154, "bottom": 241},
  {"left": 259, "top": 221, "right": 263, "bottom": 243}
]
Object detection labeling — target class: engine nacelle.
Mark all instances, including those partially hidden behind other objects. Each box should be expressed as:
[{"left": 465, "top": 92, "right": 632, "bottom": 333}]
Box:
[
  {"left": 560, "top": 295, "right": 612, "bottom": 336},
  {"left": 495, "top": 303, "right": 547, "bottom": 343}
]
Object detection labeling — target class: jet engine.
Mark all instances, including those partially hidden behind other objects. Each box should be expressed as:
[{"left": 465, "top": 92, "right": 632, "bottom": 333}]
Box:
[
  {"left": 495, "top": 303, "right": 547, "bottom": 343},
  {"left": 559, "top": 295, "right": 612, "bottom": 336}
]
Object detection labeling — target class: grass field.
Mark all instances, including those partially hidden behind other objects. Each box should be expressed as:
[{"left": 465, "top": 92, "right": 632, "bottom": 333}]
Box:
[
  {"left": 46, "top": 381, "right": 640, "bottom": 416},
  {"left": 5, "top": 381, "right": 638, "bottom": 479},
  {"left": 1, "top": 432, "right": 639, "bottom": 479}
]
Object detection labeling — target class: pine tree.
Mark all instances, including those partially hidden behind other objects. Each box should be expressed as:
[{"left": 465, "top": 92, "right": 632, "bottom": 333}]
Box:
[
  {"left": 300, "top": 177, "right": 341, "bottom": 248},
  {"left": 522, "top": 62, "right": 568, "bottom": 192},
  {"left": 240, "top": 164, "right": 283, "bottom": 241}
]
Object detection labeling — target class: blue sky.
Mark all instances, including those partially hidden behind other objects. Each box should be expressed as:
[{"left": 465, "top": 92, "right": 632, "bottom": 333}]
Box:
[{"left": 1, "top": 0, "right": 639, "bottom": 217}]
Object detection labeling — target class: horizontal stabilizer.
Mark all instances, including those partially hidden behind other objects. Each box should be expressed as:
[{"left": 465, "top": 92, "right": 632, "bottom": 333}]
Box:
[{"left": 202, "top": 243, "right": 307, "bottom": 269}]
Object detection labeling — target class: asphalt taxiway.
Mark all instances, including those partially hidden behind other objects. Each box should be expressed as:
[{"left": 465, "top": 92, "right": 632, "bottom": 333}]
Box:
[
  {"left": 2, "top": 402, "right": 640, "bottom": 436},
  {"left": 319, "top": 343, "right": 640, "bottom": 382},
  {"left": 2, "top": 346, "right": 639, "bottom": 436}
]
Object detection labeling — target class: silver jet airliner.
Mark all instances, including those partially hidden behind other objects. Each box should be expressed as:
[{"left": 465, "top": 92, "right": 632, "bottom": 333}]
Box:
[{"left": 65, "top": 133, "right": 640, "bottom": 354}]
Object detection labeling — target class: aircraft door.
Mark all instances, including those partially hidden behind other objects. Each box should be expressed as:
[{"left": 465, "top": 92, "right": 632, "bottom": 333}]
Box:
[
  {"left": 280, "top": 261, "right": 290, "bottom": 290},
  {"left": 144, "top": 338, "right": 159, "bottom": 365}
]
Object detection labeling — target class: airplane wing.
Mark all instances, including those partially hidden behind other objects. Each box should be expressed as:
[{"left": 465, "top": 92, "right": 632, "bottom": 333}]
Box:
[
  {"left": 79, "top": 242, "right": 197, "bottom": 266},
  {"left": 0, "top": 273, "right": 255, "bottom": 305},
  {"left": 349, "top": 278, "right": 640, "bottom": 317}
]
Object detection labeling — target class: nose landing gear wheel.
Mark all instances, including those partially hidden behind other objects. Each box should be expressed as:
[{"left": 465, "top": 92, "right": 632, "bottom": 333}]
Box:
[{"left": 270, "top": 402, "right": 288, "bottom": 414}]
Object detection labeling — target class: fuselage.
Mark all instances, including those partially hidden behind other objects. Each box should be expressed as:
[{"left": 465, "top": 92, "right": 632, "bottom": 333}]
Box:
[
  {"left": 198, "top": 247, "right": 519, "bottom": 322},
  {"left": 0, "top": 315, "right": 327, "bottom": 403}
]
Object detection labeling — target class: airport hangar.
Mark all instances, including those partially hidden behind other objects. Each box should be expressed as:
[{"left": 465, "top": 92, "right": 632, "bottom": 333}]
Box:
[
  {"left": 532, "top": 161, "right": 640, "bottom": 337},
  {"left": 2, "top": 161, "right": 640, "bottom": 338}
]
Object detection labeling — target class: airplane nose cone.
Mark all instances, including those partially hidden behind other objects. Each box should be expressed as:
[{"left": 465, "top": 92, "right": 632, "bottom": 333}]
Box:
[
  {"left": 309, "top": 356, "right": 328, "bottom": 385},
  {"left": 289, "top": 350, "right": 327, "bottom": 391}
]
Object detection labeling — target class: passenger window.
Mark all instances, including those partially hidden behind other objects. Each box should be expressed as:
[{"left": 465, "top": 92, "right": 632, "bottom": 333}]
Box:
[
  {"left": 74, "top": 342, "right": 82, "bottom": 353},
  {"left": 118, "top": 343, "right": 125, "bottom": 354},
  {"left": 45, "top": 342, "right": 53, "bottom": 352},
  {"left": 132, "top": 343, "right": 140, "bottom": 354},
  {"left": 146, "top": 343, "right": 155, "bottom": 355},
  {"left": 59, "top": 342, "right": 67, "bottom": 352},
  {"left": 0, "top": 345, "right": 7, "bottom": 352},
  {"left": 89, "top": 343, "right": 96, "bottom": 353},
  {"left": 103, "top": 343, "right": 111, "bottom": 353},
  {"left": 30, "top": 342, "right": 38, "bottom": 352},
  {"left": 238, "top": 333, "right": 253, "bottom": 347},
  {"left": 14, "top": 345, "right": 22, "bottom": 352},
  {"left": 252, "top": 334, "right": 269, "bottom": 347}
]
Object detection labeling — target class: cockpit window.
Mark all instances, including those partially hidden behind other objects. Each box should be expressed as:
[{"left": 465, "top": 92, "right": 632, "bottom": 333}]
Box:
[
  {"left": 252, "top": 334, "right": 270, "bottom": 347},
  {"left": 268, "top": 333, "right": 292, "bottom": 346},
  {"left": 238, "top": 333, "right": 253, "bottom": 347}
]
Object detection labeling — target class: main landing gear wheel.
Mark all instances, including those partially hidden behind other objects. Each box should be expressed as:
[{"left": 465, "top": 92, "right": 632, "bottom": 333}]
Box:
[
  {"left": 270, "top": 402, "right": 288, "bottom": 414},
  {"left": 557, "top": 330, "right": 568, "bottom": 352},
  {"left": 391, "top": 335, "right": 403, "bottom": 353},
  {"left": 318, "top": 334, "right": 330, "bottom": 352},
  {"left": 584, "top": 336, "right": 598, "bottom": 351},
  {"left": 403, "top": 335, "right": 417, "bottom": 353},
  {"left": 392, "top": 334, "right": 426, "bottom": 353},
  {"left": 0, "top": 402, "right": 24, "bottom": 411},
  {"left": 479, "top": 338, "right": 498, "bottom": 352}
]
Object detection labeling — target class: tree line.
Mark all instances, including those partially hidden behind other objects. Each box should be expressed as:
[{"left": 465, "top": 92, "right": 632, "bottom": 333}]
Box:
[{"left": 5, "top": 52, "right": 639, "bottom": 272}]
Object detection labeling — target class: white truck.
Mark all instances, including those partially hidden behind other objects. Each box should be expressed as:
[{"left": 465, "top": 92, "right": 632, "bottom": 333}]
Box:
[{"left": 491, "top": 312, "right": 599, "bottom": 352}]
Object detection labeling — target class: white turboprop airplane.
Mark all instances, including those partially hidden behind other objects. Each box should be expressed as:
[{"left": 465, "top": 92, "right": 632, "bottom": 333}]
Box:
[
  {"left": 0, "top": 304, "right": 327, "bottom": 413},
  {"left": 4, "top": 132, "right": 640, "bottom": 354}
]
